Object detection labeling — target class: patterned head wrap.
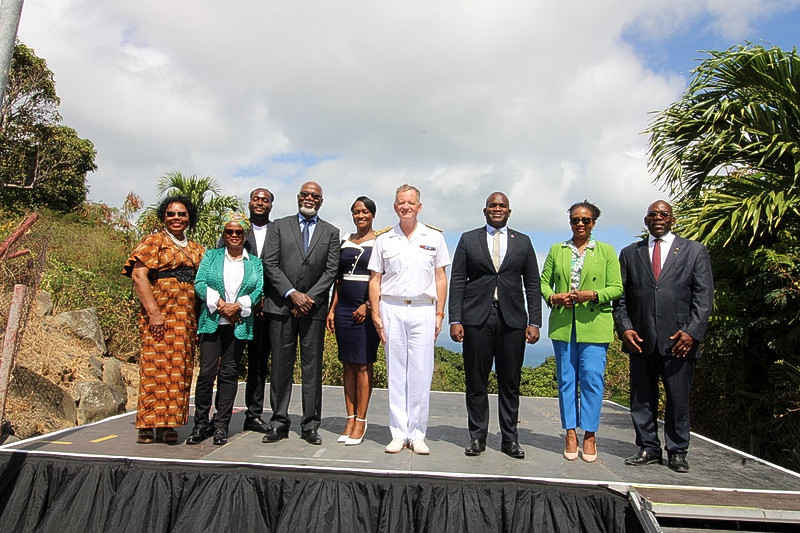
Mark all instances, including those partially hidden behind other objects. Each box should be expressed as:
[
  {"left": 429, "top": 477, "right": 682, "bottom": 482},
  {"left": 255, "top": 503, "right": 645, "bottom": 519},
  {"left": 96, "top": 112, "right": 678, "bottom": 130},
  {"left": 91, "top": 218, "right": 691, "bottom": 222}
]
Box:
[{"left": 221, "top": 211, "right": 251, "bottom": 232}]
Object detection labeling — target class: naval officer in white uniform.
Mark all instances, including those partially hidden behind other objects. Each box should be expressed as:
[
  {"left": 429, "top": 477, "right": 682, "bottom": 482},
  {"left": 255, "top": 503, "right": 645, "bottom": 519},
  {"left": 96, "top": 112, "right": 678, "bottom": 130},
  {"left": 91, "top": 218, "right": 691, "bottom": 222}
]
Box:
[{"left": 368, "top": 184, "right": 450, "bottom": 455}]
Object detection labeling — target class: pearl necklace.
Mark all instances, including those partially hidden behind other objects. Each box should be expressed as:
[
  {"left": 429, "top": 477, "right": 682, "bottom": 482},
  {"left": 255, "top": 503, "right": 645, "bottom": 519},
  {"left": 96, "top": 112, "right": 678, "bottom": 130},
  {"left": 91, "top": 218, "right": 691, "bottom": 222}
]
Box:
[{"left": 164, "top": 229, "right": 188, "bottom": 248}]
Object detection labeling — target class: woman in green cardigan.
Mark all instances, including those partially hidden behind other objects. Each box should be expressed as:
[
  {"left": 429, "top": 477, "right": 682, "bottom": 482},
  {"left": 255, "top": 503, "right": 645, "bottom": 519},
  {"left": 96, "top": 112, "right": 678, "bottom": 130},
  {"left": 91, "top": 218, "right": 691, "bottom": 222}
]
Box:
[
  {"left": 188, "top": 212, "right": 264, "bottom": 445},
  {"left": 540, "top": 201, "right": 622, "bottom": 463}
]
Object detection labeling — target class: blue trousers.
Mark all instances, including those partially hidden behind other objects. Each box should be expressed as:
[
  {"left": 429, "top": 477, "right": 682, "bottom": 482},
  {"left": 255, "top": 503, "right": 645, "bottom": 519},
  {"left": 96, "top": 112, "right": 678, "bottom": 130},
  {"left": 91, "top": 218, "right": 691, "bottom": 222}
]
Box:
[{"left": 552, "top": 325, "right": 608, "bottom": 432}]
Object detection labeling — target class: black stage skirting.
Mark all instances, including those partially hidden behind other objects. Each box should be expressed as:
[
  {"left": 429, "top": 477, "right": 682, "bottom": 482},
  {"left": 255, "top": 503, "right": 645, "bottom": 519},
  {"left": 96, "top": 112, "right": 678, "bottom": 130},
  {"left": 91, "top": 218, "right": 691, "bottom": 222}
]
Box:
[{"left": 0, "top": 452, "right": 641, "bottom": 532}]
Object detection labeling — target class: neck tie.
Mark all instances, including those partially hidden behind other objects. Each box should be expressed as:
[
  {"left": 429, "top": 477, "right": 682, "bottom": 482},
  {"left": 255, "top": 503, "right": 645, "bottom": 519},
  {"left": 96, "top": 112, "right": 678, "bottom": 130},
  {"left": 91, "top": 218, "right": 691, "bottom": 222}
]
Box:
[
  {"left": 302, "top": 220, "right": 310, "bottom": 254},
  {"left": 492, "top": 231, "right": 501, "bottom": 270},
  {"left": 652, "top": 238, "right": 662, "bottom": 280},
  {"left": 492, "top": 230, "right": 501, "bottom": 300}
]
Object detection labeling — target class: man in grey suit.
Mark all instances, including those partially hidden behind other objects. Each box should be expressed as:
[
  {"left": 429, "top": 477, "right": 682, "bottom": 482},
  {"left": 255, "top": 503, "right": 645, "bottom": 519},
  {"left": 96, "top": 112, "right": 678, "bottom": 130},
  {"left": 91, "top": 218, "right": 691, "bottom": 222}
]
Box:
[
  {"left": 613, "top": 200, "right": 714, "bottom": 473},
  {"left": 262, "top": 181, "right": 340, "bottom": 445}
]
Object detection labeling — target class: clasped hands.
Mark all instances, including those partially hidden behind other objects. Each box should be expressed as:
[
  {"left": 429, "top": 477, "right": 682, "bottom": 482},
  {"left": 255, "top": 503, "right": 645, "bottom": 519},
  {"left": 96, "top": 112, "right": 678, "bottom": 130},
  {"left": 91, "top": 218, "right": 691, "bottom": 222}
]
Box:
[
  {"left": 216, "top": 299, "right": 242, "bottom": 323},
  {"left": 288, "top": 291, "right": 315, "bottom": 318},
  {"left": 622, "top": 329, "right": 695, "bottom": 357},
  {"left": 549, "top": 290, "right": 595, "bottom": 308}
]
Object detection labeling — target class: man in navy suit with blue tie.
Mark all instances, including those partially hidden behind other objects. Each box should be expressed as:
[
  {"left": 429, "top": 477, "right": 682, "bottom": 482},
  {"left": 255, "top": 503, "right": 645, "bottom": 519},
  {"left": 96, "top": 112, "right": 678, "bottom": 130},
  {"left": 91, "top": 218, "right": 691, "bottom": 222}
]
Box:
[
  {"left": 614, "top": 200, "right": 714, "bottom": 473},
  {"left": 449, "top": 192, "right": 542, "bottom": 459}
]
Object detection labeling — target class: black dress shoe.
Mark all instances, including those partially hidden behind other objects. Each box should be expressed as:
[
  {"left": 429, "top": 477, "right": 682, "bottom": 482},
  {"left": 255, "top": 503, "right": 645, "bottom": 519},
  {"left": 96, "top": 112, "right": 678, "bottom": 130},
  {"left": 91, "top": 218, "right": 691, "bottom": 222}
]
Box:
[
  {"left": 501, "top": 441, "right": 525, "bottom": 459},
  {"left": 213, "top": 428, "right": 228, "bottom": 446},
  {"left": 667, "top": 454, "right": 689, "bottom": 473},
  {"left": 464, "top": 438, "right": 486, "bottom": 457},
  {"left": 242, "top": 417, "right": 270, "bottom": 434},
  {"left": 185, "top": 424, "right": 214, "bottom": 445},
  {"left": 301, "top": 429, "right": 322, "bottom": 445},
  {"left": 624, "top": 448, "right": 663, "bottom": 466},
  {"left": 262, "top": 426, "right": 289, "bottom": 443}
]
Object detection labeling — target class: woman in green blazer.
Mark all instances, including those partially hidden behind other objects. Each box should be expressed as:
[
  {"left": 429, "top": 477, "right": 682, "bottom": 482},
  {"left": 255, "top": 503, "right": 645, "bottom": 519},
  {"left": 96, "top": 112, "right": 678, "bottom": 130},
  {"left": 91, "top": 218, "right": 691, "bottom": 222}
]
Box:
[
  {"left": 540, "top": 201, "right": 622, "bottom": 463},
  {"left": 189, "top": 212, "right": 264, "bottom": 445}
]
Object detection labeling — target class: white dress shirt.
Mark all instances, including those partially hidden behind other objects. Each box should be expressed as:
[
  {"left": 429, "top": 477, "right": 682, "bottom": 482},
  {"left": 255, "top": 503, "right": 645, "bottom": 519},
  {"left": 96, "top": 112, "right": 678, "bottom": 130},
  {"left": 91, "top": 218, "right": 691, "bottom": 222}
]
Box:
[
  {"left": 206, "top": 249, "right": 252, "bottom": 325},
  {"left": 648, "top": 231, "right": 675, "bottom": 271},
  {"left": 486, "top": 224, "right": 508, "bottom": 266},
  {"left": 251, "top": 223, "right": 268, "bottom": 257}
]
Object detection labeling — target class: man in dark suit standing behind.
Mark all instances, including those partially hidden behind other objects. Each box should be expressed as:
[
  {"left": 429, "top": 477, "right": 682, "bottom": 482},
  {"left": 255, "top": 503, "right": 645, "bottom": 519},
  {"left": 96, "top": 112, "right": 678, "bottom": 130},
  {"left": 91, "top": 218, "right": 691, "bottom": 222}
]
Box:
[
  {"left": 449, "top": 192, "right": 542, "bottom": 459},
  {"left": 240, "top": 188, "right": 276, "bottom": 434},
  {"left": 613, "top": 200, "right": 713, "bottom": 473},
  {"left": 261, "top": 181, "right": 340, "bottom": 445}
]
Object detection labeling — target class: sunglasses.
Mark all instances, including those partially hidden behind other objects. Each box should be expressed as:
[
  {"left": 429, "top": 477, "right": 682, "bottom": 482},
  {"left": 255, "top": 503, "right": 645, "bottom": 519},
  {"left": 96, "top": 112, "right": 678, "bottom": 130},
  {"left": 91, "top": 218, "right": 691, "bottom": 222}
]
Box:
[
  {"left": 298, "top": 191, "right": 322, "bottom": 200},
  {"left": 570, "top": 217, "right": 594, "bottom": 225},
  {"left": 224, "top": 229, "right": 244, "bottom": 236},
  {"left": 646, "top": 210, "right": 672, "bottom": 219},
  {"left": 166, "top": 211, "right": 188, "bottom": 217}
]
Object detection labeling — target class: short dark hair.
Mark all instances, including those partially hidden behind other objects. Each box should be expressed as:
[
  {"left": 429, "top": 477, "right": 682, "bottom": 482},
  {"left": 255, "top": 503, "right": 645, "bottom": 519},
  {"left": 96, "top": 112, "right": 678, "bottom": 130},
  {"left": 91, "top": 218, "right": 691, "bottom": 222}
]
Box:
[
  {"left": 351, "top": 196, "right": 376, "bottom": 215},
  {"left": 156, "top": 195, "right": 198, "bottom": 229},
  {"left": 568, "top": 200, "right": 601, "bottom": 220},
  {"left": 250, "top": 187, "right": 274, "bottom": 202}
]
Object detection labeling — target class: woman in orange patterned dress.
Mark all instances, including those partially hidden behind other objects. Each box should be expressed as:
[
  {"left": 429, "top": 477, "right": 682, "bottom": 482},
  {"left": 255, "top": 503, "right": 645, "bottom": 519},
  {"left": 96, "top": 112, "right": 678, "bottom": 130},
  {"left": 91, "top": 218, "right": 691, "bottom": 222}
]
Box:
[{"left": 123, "top": 195, "right": 205, "bottom": 444}]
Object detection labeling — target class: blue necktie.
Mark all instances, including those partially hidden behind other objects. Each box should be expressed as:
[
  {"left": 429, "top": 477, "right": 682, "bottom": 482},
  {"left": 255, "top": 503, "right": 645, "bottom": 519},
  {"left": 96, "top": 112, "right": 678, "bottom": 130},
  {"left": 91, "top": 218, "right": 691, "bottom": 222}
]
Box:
[{"left": 302, "top": 220, "right": 310, "bottom": 254}]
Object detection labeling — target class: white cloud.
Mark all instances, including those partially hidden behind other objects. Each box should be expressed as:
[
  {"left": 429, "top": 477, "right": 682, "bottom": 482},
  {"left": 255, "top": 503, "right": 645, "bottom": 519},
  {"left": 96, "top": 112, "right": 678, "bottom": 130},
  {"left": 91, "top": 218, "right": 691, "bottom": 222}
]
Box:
[{"left": 15, "top": 1, "right": 796, "bottom": 236}]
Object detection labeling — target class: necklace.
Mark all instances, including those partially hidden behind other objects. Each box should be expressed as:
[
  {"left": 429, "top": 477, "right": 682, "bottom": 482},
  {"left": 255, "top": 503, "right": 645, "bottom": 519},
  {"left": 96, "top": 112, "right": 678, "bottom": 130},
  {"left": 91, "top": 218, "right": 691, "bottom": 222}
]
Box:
[{"left": 164, "top": 229, "right": 188, "bottom": 248}]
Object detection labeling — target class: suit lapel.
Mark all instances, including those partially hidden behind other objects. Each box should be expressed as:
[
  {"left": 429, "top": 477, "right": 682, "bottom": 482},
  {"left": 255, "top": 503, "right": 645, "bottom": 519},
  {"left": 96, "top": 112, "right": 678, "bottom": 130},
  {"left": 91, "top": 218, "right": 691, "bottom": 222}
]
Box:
[
  {"left": 498, "top": 229, "right": 515, "bottom": 271},
  {"left": 305, "top": 218, "right": 324, "bottom": 256},
  {"left": 478, "top": 228, "right": 494, "bottom": 272},
  {"left": 636, "top": 239, "right": 655, "bottom": 282},
  {"left": 290, "top": 215, "right": 304, "bottom": 256},
  {"left": 659, "top": 236, "right": 682, "bottom": 279},
  {"left": 246, "top": 229, "right": 257, "bottom": 256}
]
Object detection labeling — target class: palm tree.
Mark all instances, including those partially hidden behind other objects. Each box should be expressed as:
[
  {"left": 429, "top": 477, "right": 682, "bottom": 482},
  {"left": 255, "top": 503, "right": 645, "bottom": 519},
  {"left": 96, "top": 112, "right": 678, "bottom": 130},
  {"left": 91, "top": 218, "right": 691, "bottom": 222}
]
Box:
[
  {"left": 138, "top": 171, "right": 242, "bottom": 248},
  {"left": 646, "top": 44, "right": 800, "bottom": 470},
  {"left": 648, "top": 44, "right": 800, "bottom": 245}
]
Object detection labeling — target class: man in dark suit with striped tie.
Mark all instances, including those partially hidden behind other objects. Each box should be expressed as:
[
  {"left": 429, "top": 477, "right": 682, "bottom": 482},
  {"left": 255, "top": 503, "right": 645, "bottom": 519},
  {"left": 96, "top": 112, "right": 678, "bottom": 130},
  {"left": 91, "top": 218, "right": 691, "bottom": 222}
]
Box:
[
  {"left": 448, "top": 192, "right": 542, "bottom": 459},
  {"left": 613, "top": 200, "right": 714, "bottom": 473}
]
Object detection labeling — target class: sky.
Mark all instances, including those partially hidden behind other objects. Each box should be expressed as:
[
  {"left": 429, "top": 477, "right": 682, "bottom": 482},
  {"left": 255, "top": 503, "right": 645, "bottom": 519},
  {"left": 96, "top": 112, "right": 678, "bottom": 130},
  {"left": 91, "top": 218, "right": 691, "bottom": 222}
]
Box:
[{"left": 16, "top": 1, "right": 800, "bottom": 365}]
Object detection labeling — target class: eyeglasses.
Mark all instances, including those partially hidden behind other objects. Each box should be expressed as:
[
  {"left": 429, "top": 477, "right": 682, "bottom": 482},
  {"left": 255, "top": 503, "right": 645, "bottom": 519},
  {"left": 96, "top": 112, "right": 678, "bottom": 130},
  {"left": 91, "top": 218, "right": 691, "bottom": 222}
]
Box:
[
  {"left": 646, "top": 210, "right": 672, "bottom": 219},
  {"left": 298, "top": 191, "right": 322, "bottom": 200},
  {"left": 570, "top": 217, "right": 594, "bottom": 225},
  {"left": 224, "top": 229, "right": 244, "bottom": 236},
  {"left": 166, "top": 211, "right": 188, "bottom": 217}
]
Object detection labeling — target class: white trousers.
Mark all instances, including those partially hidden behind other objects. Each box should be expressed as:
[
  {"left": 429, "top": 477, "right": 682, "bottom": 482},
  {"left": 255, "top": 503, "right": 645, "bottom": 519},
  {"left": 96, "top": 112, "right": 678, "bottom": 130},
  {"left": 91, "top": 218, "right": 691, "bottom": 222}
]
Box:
[{"left": 380, "top": 299, "right": 435, "bottom": 441}]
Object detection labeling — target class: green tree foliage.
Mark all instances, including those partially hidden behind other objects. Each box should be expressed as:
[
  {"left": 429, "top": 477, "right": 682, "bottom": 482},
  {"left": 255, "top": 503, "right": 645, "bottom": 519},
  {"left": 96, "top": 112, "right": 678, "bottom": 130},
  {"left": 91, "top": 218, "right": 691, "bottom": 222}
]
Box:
[
  {"left": 647, "top": 44, "right": 800, "bottom": 470},
  {"left": 0, "top": 43, "right": 96, "bottom": 211},
  {"left": 138, "top": 172, "right": 241, "bottom": 249}
]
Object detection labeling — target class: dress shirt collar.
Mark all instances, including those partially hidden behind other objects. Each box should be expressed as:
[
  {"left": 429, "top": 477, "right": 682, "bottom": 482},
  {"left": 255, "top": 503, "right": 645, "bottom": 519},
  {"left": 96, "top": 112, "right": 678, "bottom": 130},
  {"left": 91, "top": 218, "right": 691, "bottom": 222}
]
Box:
[
  {"left": 649, "top": 231, "right": 675, "bottom": 248},
  {"left": 486, "top": 224, "right": 507, "bottom": 235},
  {"left": 224, "top": 248, "right": 249, "bottom": 262},
  {"left": 298, "top": 213, "right": 319, "bottom": 225}
]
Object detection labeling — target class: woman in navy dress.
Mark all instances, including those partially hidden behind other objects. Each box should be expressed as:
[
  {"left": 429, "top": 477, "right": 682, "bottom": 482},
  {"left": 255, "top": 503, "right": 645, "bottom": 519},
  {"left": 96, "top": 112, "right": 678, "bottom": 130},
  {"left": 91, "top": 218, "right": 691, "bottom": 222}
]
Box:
[{"left": 326, "top": 196, "right": 382, "bottom": 446}]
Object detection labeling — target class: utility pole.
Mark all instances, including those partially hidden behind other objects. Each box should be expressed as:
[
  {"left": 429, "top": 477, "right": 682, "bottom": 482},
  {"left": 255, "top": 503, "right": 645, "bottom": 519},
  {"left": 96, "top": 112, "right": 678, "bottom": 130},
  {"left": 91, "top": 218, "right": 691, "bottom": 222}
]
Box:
[{"left": 0, "top": 0, "right": 24, "bottom": 108}]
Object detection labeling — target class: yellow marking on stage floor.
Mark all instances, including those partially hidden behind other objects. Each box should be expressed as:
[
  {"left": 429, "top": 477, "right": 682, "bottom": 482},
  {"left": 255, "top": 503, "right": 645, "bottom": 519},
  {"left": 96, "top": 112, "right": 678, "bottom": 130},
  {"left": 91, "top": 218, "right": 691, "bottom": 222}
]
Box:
[
  {"left": 90, "top": 434, "right": 118, "bottom": 443},
  {"left": 40, "top": 440, "right": 72, "bottom": 445}
]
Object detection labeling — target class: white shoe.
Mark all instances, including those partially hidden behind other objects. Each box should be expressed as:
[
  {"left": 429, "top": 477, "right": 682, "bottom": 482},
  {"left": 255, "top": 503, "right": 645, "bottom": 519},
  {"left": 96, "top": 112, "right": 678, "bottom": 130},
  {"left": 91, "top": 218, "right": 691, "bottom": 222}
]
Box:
[
  {"left": 384, "top": 438, "right": 407, "bottom": 453},
  {"left": 337, "top": 415, "right": 356, "bottom": 443},
  {"left": 345, "top": 418, "right": 367, "bottom": 446},
  {"left": 411, "top": 439, "right": 430, "bottom": 455}
]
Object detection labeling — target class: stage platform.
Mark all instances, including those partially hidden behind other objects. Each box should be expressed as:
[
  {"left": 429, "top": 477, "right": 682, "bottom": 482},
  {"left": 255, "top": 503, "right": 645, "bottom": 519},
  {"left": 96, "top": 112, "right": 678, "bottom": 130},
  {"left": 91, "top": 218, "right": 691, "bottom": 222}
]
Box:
[{"left": 2, "top": 384, "right": 799, "bottom": 532}]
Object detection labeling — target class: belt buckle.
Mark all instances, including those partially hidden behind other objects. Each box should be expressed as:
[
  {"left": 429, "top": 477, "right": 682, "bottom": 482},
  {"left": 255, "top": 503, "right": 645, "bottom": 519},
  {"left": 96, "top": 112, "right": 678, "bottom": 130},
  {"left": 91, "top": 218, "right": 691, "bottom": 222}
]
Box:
[{"left": 403, "top": 299, "right": 412, "bottom": 305}]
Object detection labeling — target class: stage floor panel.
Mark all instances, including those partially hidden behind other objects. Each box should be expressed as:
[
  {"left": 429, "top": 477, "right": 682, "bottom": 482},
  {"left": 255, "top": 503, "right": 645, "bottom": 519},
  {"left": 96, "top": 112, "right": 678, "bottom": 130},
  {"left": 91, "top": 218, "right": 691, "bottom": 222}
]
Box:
[{"left": 4, "top": 384, "right": 800, "bottom": 494}]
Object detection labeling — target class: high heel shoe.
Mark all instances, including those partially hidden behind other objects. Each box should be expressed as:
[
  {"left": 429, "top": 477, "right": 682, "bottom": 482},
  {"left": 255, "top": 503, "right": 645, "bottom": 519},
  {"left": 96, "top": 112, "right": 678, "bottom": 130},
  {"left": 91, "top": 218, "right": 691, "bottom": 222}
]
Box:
[
  {"left": 563, "top": 430, "right": 579, "bottom": 461},
  {"left": 581, "top": 434, "right": 598, "bottom": 463},
  {"left": 345, "top": 418, "right": 367, "bottom": 446},
  {"left": 338, "top": 415, "right": 356, "bottom": 443}
]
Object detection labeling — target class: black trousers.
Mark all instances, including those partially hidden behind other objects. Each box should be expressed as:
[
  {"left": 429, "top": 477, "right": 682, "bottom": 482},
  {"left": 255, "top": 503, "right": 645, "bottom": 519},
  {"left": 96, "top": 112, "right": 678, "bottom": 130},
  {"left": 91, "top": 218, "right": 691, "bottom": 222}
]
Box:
[
  {"left": 629, "top": 352, "right": 695, "bottom": 455},
  {"left": 268, "top": 314, "right": 325, "bottom": 432},
  {"left": 195, "top": 325, "right": 243, "bottom": 431},
  {"left": 244, "top": 312, "right": 271, "bottom": 421},
  {"left": 463, "top": 304, "right": 525, "bottom": 444}
]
